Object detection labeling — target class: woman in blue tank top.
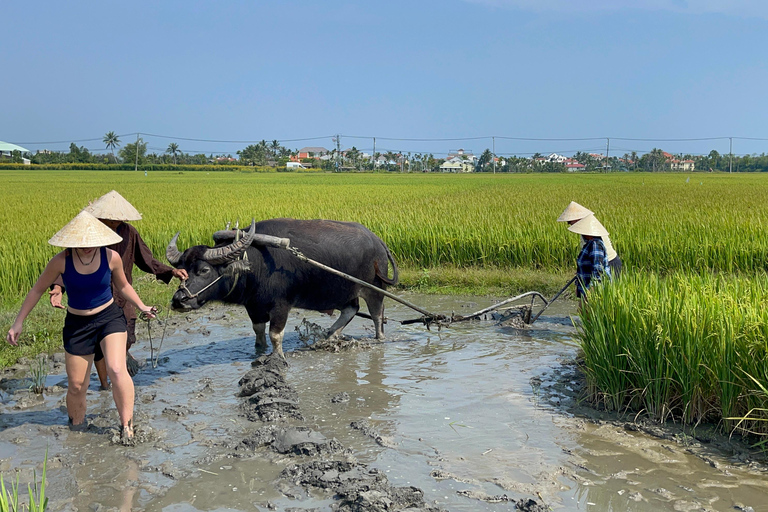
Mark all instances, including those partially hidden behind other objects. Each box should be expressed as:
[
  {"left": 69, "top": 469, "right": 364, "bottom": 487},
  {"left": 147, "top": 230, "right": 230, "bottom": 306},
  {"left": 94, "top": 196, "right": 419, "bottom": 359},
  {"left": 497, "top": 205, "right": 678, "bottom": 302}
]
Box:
[{"left": 6, "top": 210, "right": 156, "bottom": 442}]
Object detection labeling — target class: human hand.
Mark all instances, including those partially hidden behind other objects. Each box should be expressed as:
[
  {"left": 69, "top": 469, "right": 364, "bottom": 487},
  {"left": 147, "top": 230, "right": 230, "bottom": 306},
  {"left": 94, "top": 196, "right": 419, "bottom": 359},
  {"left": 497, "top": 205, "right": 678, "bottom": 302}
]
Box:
[
  {"left": 139, "top": 305, "right": 158, "bottom": 320},
  {"left": 6, "top": 323, "right": 22, "bottom": 346},
  {"left": 49, "top": 285, "right": 65, "bottom": 309},
  {"left": 172, "top": 268, "right": 188, "bottom": 281}
]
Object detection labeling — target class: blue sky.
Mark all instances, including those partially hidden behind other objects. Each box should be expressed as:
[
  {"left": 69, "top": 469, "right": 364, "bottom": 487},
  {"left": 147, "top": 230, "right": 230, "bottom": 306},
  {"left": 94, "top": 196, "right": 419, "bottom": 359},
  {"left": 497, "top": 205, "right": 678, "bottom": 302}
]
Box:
[{"left": 3, "top": 0, "right": 767, "bottom": 159}]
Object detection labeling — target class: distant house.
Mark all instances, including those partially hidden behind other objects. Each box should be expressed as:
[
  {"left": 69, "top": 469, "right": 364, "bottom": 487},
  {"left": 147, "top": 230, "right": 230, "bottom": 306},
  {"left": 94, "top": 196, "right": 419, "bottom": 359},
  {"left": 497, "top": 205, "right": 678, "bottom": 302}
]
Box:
[
  {"left": 0, "top": 141, "right": 31, "bottom": 164},
  {"left": 440, "top": 159, "right": 462, "bottom": 173},
  {"left": 546, "top": 153, "right": 567, "bottom": 163},
  {"left": 447, "top": 148, "right": 476, "bottom": 163},
  {"left": 448, "top": 148, "right": 470, "bottom": 156},
  {"left": 663, "top": 152, "right": 695, "bottom": 171},
  {"left": 564, "top": 158, "right": 586, "bottom": 172},
  {"left": 440, "top": 156, "right": 474, "bottom": 173},
  {"left": 296, "top": 147, "right": 330, "bottom": 160}
]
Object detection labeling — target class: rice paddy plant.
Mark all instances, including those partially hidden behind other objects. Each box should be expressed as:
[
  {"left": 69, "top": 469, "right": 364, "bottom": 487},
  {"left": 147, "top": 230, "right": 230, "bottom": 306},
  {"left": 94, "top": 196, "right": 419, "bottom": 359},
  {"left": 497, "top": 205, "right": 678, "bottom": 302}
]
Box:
[
  {"left": 0, "top": 449, "right": 48, "bottom": 512},
  {"left": 579, "top": 271, "right": 768, "bottom": 435},
  {"left": 727, "top": 372, "right": 768, "bottom": 449},
  {"left": 28, "top": 355, "right": 48, "bottom": 395},
  {"left": 27, "top": 449, "right": 47, "bottom": 512},
  {"left": 0, "top": 470, "right": 21, "bottom": 512}
]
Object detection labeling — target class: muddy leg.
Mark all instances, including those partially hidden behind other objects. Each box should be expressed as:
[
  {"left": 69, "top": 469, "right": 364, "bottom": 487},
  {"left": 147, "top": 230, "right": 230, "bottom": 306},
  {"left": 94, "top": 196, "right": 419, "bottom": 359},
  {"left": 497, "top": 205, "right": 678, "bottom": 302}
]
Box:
[
  {"left": 268, "top": 313, "right": 289, "bottom": 360},
  {"left": 366, "top": 295, "right": 386, "bottom": 339},
  {"left": 253, "top": 322, "right": 267, "bottom": 351},
  {"left": 327, "top": 299, "right": 359, "bottom": 339},
  {"left": 101, "top": 332, "right": 134, "bottom": 432},
  {"left": 65, "top": 352, "right": 94, "bottom": 427},
  {"left": 268, "top": 326, "right": 286, "bottom": 360}
]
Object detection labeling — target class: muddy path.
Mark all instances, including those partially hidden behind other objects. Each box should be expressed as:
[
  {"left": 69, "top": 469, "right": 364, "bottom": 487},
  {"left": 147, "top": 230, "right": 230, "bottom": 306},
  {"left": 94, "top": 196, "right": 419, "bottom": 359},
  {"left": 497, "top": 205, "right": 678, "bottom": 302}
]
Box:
[{"left": 1, "top": 294, "right": 766, "bottom": 511}]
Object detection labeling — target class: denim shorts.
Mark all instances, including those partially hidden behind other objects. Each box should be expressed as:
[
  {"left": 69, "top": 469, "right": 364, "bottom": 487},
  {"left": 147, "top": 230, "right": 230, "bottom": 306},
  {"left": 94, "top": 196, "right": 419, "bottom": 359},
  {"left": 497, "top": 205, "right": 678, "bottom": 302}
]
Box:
[{"left": 63, "top": 302, "right": 127, "bottom": 356}]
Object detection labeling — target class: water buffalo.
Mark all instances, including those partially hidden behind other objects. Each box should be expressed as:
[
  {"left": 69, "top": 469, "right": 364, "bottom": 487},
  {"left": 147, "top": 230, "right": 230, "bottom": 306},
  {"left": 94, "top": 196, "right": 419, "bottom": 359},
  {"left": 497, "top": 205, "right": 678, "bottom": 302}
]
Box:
[{"left": 166, "top": 218, "right": 398, "bottom": 358}]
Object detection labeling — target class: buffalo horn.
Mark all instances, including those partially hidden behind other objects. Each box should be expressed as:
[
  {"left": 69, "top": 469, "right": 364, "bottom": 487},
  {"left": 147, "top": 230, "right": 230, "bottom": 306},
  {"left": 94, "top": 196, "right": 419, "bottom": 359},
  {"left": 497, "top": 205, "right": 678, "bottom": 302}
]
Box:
[
  {"left": 166, "top": 232, "right": 183, "bottom": 266},
  {"left": 203, "top": 219, "right": 256, "bottom": 264}
]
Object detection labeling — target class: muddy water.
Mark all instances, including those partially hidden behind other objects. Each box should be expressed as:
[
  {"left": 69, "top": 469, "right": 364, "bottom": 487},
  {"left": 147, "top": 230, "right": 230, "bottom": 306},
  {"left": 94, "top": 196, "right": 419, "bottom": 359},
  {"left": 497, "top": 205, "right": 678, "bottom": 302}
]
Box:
[{"left": 1, "top": 294, "right": 766, "bottom": 511}]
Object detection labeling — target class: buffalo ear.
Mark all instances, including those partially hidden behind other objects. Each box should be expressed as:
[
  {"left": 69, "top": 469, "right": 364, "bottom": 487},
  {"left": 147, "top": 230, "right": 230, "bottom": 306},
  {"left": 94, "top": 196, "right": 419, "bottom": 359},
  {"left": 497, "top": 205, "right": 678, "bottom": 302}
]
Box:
[{"left": 225, "top": 260, "right": 251, "bottom": 276}]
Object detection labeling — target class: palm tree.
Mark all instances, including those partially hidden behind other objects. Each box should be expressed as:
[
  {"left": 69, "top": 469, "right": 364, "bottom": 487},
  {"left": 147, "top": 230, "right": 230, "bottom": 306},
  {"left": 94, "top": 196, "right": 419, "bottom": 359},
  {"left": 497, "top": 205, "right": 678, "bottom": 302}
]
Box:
[
  {"left": 270, "top": 140, "right": 281, "bottom": 159},
  {"left": 103, "top": 131, "right": 121, "bottom": 162},
  {"left": 166, "top": 143, "right": 180, "bottom": 164}
]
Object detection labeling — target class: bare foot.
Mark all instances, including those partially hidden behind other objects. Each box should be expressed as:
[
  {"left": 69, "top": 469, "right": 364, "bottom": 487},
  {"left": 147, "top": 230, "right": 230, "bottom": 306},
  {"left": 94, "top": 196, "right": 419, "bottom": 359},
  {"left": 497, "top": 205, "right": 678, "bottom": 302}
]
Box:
[{"left": 120, "top": 421, "right": 134, "bottom": 443}]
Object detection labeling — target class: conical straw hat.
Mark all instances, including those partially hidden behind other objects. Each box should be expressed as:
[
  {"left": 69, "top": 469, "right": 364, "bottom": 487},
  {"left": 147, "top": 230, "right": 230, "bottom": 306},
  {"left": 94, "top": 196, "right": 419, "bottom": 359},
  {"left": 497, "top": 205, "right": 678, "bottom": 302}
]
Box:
[
  {"left": 557, "top": 201, "right": 593, "bottom": 223},
  {"left": 48, "top": 210, "right": 123, "bottom": 248},
  {"left": 567, "top": 214, "right": 609, "bottom": 238},
  {"left": 85, "top": 190, "right": 142, "bottom": 221}
]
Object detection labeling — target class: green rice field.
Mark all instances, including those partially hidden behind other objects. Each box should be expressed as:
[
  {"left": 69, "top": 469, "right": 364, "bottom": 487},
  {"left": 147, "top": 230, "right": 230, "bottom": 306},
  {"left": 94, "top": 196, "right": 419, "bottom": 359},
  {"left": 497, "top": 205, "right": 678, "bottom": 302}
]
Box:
[
  {"left": 1, "top": 170, "right": 767, "bottom": 436},
  {"left": 580, "top": 272, "right": 768, "bottom": 437},
  {"left": 1, "top": 170, "right": 767, "bottom": 300}
]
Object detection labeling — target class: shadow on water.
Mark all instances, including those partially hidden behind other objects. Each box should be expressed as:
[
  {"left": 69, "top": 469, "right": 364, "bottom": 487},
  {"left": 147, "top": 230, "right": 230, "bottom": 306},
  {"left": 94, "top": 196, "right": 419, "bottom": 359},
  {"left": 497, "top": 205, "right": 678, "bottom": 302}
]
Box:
[{"left": 1, "top": 296, "right": 766, "bottom": 511}]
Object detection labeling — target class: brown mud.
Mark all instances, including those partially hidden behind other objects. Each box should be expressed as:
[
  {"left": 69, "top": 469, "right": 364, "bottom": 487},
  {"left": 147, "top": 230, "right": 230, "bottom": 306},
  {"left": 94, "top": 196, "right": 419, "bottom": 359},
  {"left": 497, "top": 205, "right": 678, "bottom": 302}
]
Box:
[{"left": 1, "top": 294, "right": 766, "bottom": 511}]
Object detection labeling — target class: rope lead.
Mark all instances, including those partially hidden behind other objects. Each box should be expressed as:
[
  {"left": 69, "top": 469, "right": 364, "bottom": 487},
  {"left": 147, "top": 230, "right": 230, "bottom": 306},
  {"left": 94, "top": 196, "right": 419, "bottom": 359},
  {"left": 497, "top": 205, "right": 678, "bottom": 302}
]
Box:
[{"left": 140, "top": 304, "right": 172, "bottom": 368}]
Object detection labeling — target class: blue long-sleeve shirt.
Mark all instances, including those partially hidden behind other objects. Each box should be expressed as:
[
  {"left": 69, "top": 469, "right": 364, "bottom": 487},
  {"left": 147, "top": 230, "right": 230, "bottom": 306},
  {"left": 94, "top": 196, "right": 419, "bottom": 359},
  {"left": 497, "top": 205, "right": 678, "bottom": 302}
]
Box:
[{"left": 576, "top": 238, "right": 611, "bottom": 298}]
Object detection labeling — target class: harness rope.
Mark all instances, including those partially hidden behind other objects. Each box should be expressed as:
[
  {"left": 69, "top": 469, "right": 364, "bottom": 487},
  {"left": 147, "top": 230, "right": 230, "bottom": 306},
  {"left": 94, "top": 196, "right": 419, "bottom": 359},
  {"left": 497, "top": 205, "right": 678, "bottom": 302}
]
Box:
[
  {"left": 170, "top": 233, "right": 564, "bottom": 346},
  {"left": 139, "top": 305, "right": 171, "bottom": 369}
]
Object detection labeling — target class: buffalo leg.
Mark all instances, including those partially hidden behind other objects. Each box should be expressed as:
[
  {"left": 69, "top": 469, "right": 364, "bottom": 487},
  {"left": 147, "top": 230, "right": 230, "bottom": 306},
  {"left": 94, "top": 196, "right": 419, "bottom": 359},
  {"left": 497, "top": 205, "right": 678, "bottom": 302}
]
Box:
[
  {"left": 327, "top": 299, "right": 360, "bottom": 339},
  {"left": 268, "top": 309, "right": 290, "bottom": 360},
  {"left": 253, "top": 322, "right": 268, "bottom": 351},
  {"left": 365, "top": 294, "right": 386, "bottom": 339},
  {"left": 246, "top": 307, "right": 270, "bottom": 353}
]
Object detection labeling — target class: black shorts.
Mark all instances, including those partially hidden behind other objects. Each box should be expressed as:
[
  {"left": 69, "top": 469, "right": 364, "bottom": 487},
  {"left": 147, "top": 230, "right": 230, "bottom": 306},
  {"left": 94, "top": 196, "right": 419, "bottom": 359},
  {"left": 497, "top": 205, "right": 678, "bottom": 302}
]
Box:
[
  {"left": 63, "top": 302, "right": 127, "bottom": 357},
  {"left": 94, "top": 315, "right": 132, "bottom": 362}
]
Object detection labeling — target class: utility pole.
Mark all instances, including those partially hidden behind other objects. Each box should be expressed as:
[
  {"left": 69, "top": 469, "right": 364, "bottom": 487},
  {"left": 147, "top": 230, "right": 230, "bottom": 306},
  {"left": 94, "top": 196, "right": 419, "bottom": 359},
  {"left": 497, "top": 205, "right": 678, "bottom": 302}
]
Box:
[
  {"left": 333, "top": 134, "right": 341, "bottom": 172},
  {"left": 492, "top": 136, "right": 496, "bottom": 174},
  {"left": 729, "top": 137, "right": 733, "bottom": 173},
  {"left": 373, "top": 137, "right": 376, "bottom": 171},
  {"left": 606, "top": 137, "right": 610, "bottom": 172},
  {"left": 134, "top": 132, "right": 140, "bottom": 173}
]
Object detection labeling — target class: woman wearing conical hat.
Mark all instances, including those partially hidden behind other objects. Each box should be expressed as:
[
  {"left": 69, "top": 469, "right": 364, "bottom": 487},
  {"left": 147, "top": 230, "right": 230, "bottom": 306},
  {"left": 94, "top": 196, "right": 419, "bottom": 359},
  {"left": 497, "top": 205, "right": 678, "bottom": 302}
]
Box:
[
  {"left": 6, "top": 210, "right": 156, "bottom": 442},
  {"left": 557, "top": 201, "right": 622, "bottom": 277},
  {"left": 566, "top": 214, "right": 612, "bottom": 299},
  {"left": 49, "top": 190, "right": 188, "bottom": 387}
]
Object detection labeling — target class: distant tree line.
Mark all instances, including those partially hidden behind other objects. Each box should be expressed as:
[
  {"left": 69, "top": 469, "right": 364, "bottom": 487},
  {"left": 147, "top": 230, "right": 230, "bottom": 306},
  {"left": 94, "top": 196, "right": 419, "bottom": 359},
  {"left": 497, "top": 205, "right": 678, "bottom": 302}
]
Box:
[{"left": 12, "top": 132, "right": 768, "bottom": 173}]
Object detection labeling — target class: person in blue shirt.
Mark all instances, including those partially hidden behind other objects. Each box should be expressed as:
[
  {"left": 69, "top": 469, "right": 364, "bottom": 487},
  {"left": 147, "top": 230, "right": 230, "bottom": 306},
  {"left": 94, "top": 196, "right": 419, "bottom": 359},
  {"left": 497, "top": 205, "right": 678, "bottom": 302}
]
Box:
[
  {"left": 557, "top": 201, "right": 622, "bottom": 278},
  {"left": 49, "top": 190, "right": 187, "bottom": 388},
  {"left": 6, "top": 210, "right": 155, "bottom": 441},
  {"left": 567, "top": 214, "right": 612, "bottom": 299}
]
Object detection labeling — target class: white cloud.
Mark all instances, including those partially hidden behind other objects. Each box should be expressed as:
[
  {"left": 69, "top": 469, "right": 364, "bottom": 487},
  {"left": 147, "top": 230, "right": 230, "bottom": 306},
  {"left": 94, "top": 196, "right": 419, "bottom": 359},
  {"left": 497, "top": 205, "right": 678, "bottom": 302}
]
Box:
[{"left": 466, "top": 0, "right": 768, "bottom": 19}]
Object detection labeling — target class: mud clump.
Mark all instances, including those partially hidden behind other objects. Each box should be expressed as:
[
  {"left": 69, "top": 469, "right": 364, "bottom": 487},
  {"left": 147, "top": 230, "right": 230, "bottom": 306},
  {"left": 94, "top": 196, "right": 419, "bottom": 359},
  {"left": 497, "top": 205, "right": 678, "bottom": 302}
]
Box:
[
  {"left": 491, "top": 305, "right": 531, "bottom": 328},
  {"left": 350, "top": 419, "right": 396, "bottom": 448},
  {"left": 272, "top": 427, "right": 344, "bottom": 456},
  {"left": 310, "top": 335, "right": 370, "bottom": 352},
  {"left": 280, "top": 460, "right": 445, "bottom": 512},
  {"left": 239, "top": 355, "right": 302, "bottom": 422},
  {"left": 331, "top": 392, "right": 350, "bottom": 403},
  {"left": 456, "top": 490, "right": 549, "bottom": 510},
  {"left": 296, "top": 318, "right": 371, "bottom": 352},
  {"left": 239, "top": 425, "right": 345, "bottom": 456},
  {"left": 234, "top": 352, "right": 443, "bottom": 511}
]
